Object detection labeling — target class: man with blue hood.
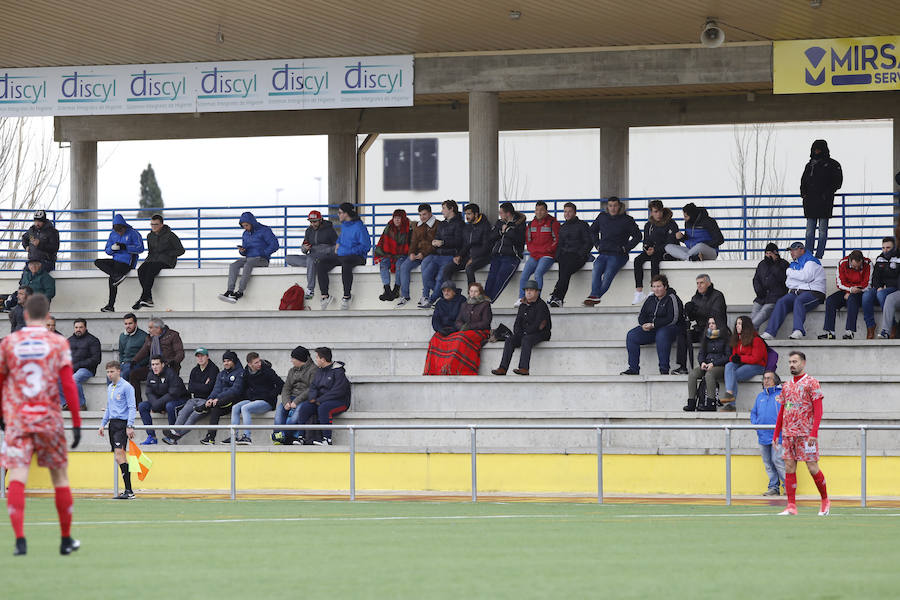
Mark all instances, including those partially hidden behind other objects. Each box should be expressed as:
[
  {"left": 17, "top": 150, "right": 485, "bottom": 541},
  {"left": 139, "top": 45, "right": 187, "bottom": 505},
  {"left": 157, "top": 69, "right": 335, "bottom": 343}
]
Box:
[
  {"left": 762, "top": 241, "right": 826, "bottom": 340},
  {"left": 751, "top": 371, "right": 785, "bottom": 496},
  {"left": 218, "top": 212, "right": 279, "bottom": 303},
  {"left": 94, "top": 214, "right": 145, "bottom": 312},
  {"left": 800, "top": 139, "right": 843, "bottom": 259}
]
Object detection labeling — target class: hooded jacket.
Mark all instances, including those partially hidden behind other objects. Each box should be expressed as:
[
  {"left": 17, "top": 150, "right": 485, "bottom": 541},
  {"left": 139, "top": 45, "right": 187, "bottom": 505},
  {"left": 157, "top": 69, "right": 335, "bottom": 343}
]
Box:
[
  {"left": 132, "top": 326, "right": 185, "bottom": 371},
  {"left": 872, "top": 248, "right": 900, "bottom": 290},
  {"left": 105, "top": 214, "right": 145, "bottom": 267},
  {"left": 490, "top": 212, "right": 527, "bottom": 259},
  {"left": 753, "top": 255, "right": 790, "bottom": 305},
  {"left": 800, "top": 140, "right": 843, "bottom": 219},
  {"left": 590, "top": 211, "right": 642, "bottom": 256},
  {"left": 835, "top": 255, "right": 872, "bottom": 291},
  {"left": 642, "top": 208, "right": 679, "bottom": 251},
  {"left": 460, "top": 214, "right": 493, "bottom": 261},
  {"left": 239, "top": 212, "right": 280, "bottom": 260},
  {"left": 685, "top": 284, "right": 728, "bottom": 329},
  {"left": 751, "top": 384, "right": 783, "bottom": 445},
  {"left": 21, "top": 219, "right": 60, "bottom": 270},
  {"left": 409, "top": 216, "right": 438, "bottom": 257},
  {"left": 432, "top": 291, "right": 466, "bottom": 333},
  {"left": 525, "top": 215, "right": 561, "bottom": 259},
  {"left": 433, "top": 213, "right": 465, "bottom": 256},
  {"left": 680, "top": 205, "right": 725, "bottom": 250},
  {"left": 19, "top": 267, "right": 55, "bottom": 301},
  {"left": 281, "top": 359, "right": 318, "bottom": 403},
  {"left": 556, "top": 216, "right": 593, "bottom": 261},
  {"left": 68, "top": 330, "right": 102, "bottom": 375},
  {"left": 302, "top": 219, "right": 338, "bottom": 254},
  {"left": 146, "top": 224, "right": 186, "bottom": 268},
  {"left": 145, "top": 365, "right": 188, "bottom": 405},
  {"left": 208, "top": 358, "right": 244, "bottom": 405},
  {"left": 241, "top": 359, "right": 285, "bottom": 408},
  {"left": 785, "top": 252, "right": 826, "bottom": 295},
  {"left": 188, "top": 360, "right": 220, "bottom": 400},
  {"left": 374, "top": 212, "right": 411, "bottom": 271},
  {"left": 697, "top": 319, "right": 732, "bottom": 367},
  {"left": 335, "top": 218, "right": 371, "bottom": 257},
  {"left": 308, "top": 361, "right": 351, "bottom": 407},
  {"left": 637, "top": 288, "right": 682, "bottom": 329}
]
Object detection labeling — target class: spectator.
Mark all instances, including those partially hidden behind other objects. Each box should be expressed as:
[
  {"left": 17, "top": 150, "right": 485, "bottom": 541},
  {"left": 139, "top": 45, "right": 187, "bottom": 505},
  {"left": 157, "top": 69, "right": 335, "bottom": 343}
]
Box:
[
  {"left": 419, "top": 200, "right": 464, "bottom": 308},
  {"left": 584, "top": 196, "right": 641, "bottom": 306},
  {"left": 137, "top": 356, "right": 188, "bottom": 445},
  {"left": 285, "top": 210, "right": 337, "bottom": 300},
  {"left": 862, "top": 237, "right": 897, "bottom": 339},
  {"left": 751, "top": 243, "right": 790, "bottom": 330},
  {"left": 548, "top": 202, "right": 592, "bottom": 308},
  {"left": 95, "top": 214, "right": 145, "bottom": 313},
  {"left": 117, "top": 313, "right": 149, "bottom": 383},
  {"left": 373, "top": 209, "right": 411, "bottom": 302},
  {"left": 674, "top": 273, "right": 728, "bottom": 374},
  {"left": 819, "top": 250, "right": 871, "bottom": 340},
  {"left": 99, "top": 360, "right": 137, "bottom": 499},
  {"left": 396, "top": 204, "right": 438, "bottom": 307},
  {"left": 162, "top": 348, "right": 220, "bottom": 445},
  {"left": 442, "top": 203, "right": 492, "bottom": 289},
  {"left": 721, "top": 316, "right": 768, "bottom": 410},
  {"left": 272, "top": 346, "right": 318, "bottom": 445},
  {"left": 21, "top": 209, "right": 60, "bottom": 272},
  {"left": 515, "top": 201, "right": 560, "bottom": 307},
  {"left": 132, "top": 214, "right": 185, "bottom": 310},
  {"left": 67, "top": 318, "right": 102, "bottom": 410},
  {"left": 8, "top": 286, "right": 33, "bottom": 333},
  {"left": 295, "top": 347, "right": 351, "bottom": 446},
  {"left": 665, "top": 202, "right": 725, "bottom": 261},
  {"left": 199, "top": 351, "right": 244, "bottom": 445},
  {"left": 430, "top": 281, "right": 466, "bottom": 336},
  {"left": 491, "top": 279, "right": 551, "bottom": 376},
  {"left": 878, "top": 290, "right": 900, "bottom": 339},
  {"left": 317, "top": 202, "right": 371, "bottom": 310},
  {"left": 633, "top": 200, "right": 678, "bottom": 305},
  {"left": 130, "top": 317, "right": 185, "bottom": 404},
  {"left": 218, "top": 211, "right": 279, "bottom": 303},
  {"left": 20, "top": 259, "right": 55, "bottom": 303},
  {"left": 684, "top": 316, "right": 731, "bottom": 412},
  {"left": 751, "top": 371, "right": 786, "bottom": 496},
  {"left": 484, "top": 202, "right": 527, "bottom": 303},
  {"left": 224, "top": 352, "right": 284, "bottom": 445},
  {"left": 46, "top": 315, "right": 62, "bottom": 336},
  {"left": 801, "top": 139, "right": 843, "bottom": 259},
  {"left": 424, "top": 282, "right": 493, "bottom": 376},
  {"left": 762, "top": 241, "right": 826, "bottom": 340},
  {"left": 621, "top": 274, "right": 683, "bottom": 376}
]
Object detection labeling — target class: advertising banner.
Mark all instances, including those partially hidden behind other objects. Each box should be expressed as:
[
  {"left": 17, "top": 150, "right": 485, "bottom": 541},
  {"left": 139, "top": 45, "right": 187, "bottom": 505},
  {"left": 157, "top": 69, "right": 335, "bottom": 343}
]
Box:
[{"left": 774, "top": 36, "right": 900, "bottom": 94}]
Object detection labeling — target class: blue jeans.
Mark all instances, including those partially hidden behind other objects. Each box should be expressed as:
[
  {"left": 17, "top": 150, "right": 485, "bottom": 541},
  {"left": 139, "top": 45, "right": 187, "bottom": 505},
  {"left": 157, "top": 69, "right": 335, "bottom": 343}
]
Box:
[
  {"left": 862, "top": 287, "right": 896, "bottom": 328},
  {"left": 484, "top": 255, "right": 520, "bottom": 303},
  {"left": 422, "top": 255, "right": 455, "bottom": 302},
  {"left": 823, "top": 290, "right": 863, "bottom": 332},
  {"left": 760, "top": 442, "right": 786, "bottom": 491},
  {"left": 590, "top": 253, "right": 628, "bottom": 298},
  {"left": 274, "top": 400, "right": 303, "bottom": 441},
  {"left": 625, "top": 324, "right": 678, "bottom": 373},
  {"left": 71, "top": 368, "right": 93, "bottom": 410},
  {"left": 379, "top": 256, "right": 408, "bottom": 286},
  {"left": 230, "top": 399, "right": 273, "bottom": 439},
  {"left": 724, "top": 362, "right": 765, "bottom": 398},
  {"left": 397, "top": 257, "right": 422, "bottom": 299},
  {"left": 518, "top": 256, "right": 555, "bottom": 298},
  {"left": 765, "top": 291, "right": 823, "bottom": 336},
  {"left": 805, "top": 217, "right": 829, "bottom": 259}
]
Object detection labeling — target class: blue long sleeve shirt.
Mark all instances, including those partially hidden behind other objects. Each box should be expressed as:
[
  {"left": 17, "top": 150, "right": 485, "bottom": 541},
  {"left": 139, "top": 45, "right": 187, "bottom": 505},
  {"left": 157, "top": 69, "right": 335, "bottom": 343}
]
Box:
[{"left": 102, "top": 378, "right": 137, "bottom": 427}]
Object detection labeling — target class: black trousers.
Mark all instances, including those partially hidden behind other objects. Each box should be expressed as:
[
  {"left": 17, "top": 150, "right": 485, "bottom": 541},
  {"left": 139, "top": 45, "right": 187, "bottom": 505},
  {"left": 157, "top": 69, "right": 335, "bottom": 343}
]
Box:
[
  {"left": 206, "top": 400, "right": 236, "bottom": 440},
  {"left": 499, "top": 329, "right": 551, "bottom": 370},
  {"left": 440, "top": 255, "right": 492, "bottom": 287},
  {"left": 137, "top": 261, "right": 168, "bottom": 300},
  {"left": 128, "top": 366, "right": 150, "bottom": 405},
  {"left": 633, "top": 250, "right": 665, "bottom": 288},
  {"left": 551, "top": 252, "right": 588, "bottom": 301},
  {"left": 94, "top": 259, "right": 131, "bottom": 306},
  {"left": 675, "top": 323, "right": 702, "bottom": 369},
  {"left": 317, "top": 254, "right": 366, "bottom": 297}
]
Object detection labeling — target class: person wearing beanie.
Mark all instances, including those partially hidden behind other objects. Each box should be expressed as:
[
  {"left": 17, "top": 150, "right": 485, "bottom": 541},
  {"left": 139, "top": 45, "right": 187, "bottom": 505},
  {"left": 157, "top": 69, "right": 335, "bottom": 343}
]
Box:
[
  {"left": 801, "top": 139, "right": 843, "bottom": 259},
  {"left": 218, "top": 212, "right": 279, "bottom": 304},
  {"left": 295, "top": 347, "right": 351, "bottom": 445},
  {"left": 273, "top": 345, "right": 319, "bottom": 444},
  {"left": 285, "top": 210, "right": 338, "bottom": 300},
  {"left": 21, "top": 209, "right": 60, "bottom": 272},
  {"left": 373, "top": 209, "right": 411, "bottom": 302},
  {"left": 198, "top": 351, "right": 244, "bottom": 444},
  {"left": 317, "top": 203, "right": 371, "bottom": 310},
  {"left": 750, "top": 243, "right": 790, "bottom": 329},
  {"left": 665, "top": 202, "right": 725, "bottom": 262}
]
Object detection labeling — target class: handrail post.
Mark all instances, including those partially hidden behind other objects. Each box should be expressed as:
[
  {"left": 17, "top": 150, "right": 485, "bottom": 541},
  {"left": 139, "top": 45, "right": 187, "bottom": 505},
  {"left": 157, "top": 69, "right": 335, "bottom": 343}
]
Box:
[
  {"left": 283, "top": 205, "right": 289, "bottom": 263},
  {"left": 860, "top": 426, "right": 867, "bottom": 508},
  {"left": 196, "top": 208, "right": 202, "bottom": 268},
  {"left": 114, "top": 457, "right": 119, "bottom": 497},
  {"left": 349, "top": 426, "right": 356, "bottom": 501},
  {"left": 742, "top": 195, "right": 748, "bottom": 260},
  {"left": 596, "top": 427, "right": 603, "bottom": 504},
  {"left": 470, "top": 426, "right": 477, "bottom": 503},
  {"left": 841, "top": 194, "right": 847, "bottom": 256},
  {"left": 230, "top": 425, "right": 237, "bottom": 501},
  {"left": 725, "top": 427, "right": 732, "bottom": 506}
]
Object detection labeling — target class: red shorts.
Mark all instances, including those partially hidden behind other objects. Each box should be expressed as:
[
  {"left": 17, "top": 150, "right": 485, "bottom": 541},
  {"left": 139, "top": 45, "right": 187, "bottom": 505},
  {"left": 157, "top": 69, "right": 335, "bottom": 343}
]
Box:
[
  {"left": 1, "top": 430, "right": 68, "bottom": 470},
  {"left": 782, "top": 435, "right": 819, "bottom": 462}
]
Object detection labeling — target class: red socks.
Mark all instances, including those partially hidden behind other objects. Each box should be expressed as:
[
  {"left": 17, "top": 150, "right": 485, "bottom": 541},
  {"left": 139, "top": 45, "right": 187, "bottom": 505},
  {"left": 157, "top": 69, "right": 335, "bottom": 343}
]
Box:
[
  {"left": 785, "top": 473, "right": 797, "bottom": 505},
  {"left": 7, "top": 480, "right": 25, "bottom": 539},
  {"left": 812, "top": 470, "right": 828, "bottom": 500},
  {"left": 54, "top": 487, "right": 73, "bottom": 538}
]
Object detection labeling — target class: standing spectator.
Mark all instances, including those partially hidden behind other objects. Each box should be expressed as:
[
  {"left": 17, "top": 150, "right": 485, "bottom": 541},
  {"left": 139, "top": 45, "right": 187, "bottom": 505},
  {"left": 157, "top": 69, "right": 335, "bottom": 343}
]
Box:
[
  {"left": 137, "top": 356, "right": 188, "bottom": 445},
  {"left": 295, "top": 347, "right": 351, "bottom": 446},
  {"left": 621, "top": 275, "right": 683, "bottom": 376},
  {"left": 484, "top": 202, "right": 527, "bottom": 303},
  {"left": 751, "top": 371, "right": 786, "bottom": 496},
  {"left": 721, "top": 316, "right": 768, "bottom": 410},
  {"left": 548, "top": 202, "right": 592, "bottom": 308},
  {"left": 515, "top": 201, "right": 560, "bottom": 307},
  {"left": 430, "top": 282, "right": 466, "bottom": 336},
  {"left": 272, "top": 346, "right": 318, "bottom": 445},
  {"left": 491, "top": 279, "right": 551, "bottom": 376},
  {"left": 674, "top": 273, "right": 728, "bottom": 374},
  {"left": 218, "top": 211, "right": 279, "bottom": 303},
  {"left": 800, "top": 139, "right": 843, "bottom": 259},
  {"left": 225, "top": 352, "right": 284, "bottom": 445},
  {"left": 67, "top": 318, "right": 102, "bottom": 410},
  {"left": 632, "top": 200, "right": 679, "bottom": 305},
  {"left": 584, "top": 196, "right": 641, "bottom": 306},
  {"left": 317, "top": 203, "right": 371, "bottom": 310},
  {"left": 819, "top": 250, "right": 871, "bottom": 340},
  {"left": 442, "top": 203, "right": 492, "bottom": 288},
  {"left": 373, "top": 209, "right": 411, "bottom": 302},
  {"left": 665, "top": 203, "right": 725, "bottom": 261},
  {"left": 132, "top": 214, "right": 185, "bottom": 310},
  {"left": 199, "top": 351, "right": 244, "bottom": 445},
  {"left": 8, "top": 286, "right": 33, "bottom": 333},
  {"left": 684, "top": 316, "right": 730, "bottom": 412},
  {"left": 99, "top": 361, "right": 137, "bottom": 499},
  {"left": 762, "top": 242, "right": 826, "bottom": 340},
  {"left": 862, "top": 237, "right": 897, "bottom": 339},
  {"left": 751, "top": 243, "right": 790, "bottom": 330},
  {"left": 285, "top": 210, "right": 337, "bottom": 300},
  {"left": 117, "top": 313, "right": 149, "bottom": 383},
  {"left": 396, "top": 204, "right": 438, "bottom": 307},
  {"left": 162, "top": 348, "right": 220, "bottom": 445},
  {"left": 419, "top": 200, "right": 464, "bottom": 308},
  {"left": 19, "top": 259, "right": 55, "bottom": 303},
  {"left": 95, "top": 214, "right": 145, "bottom": 313},
  {"left": 424, "top": 282, "right": 493, "bottom": 376},
  {"left": 129, "top": 318, "right": 185, "bottom": 404},
  {"left": 21, "top": 209, "right": 60, "bottom": 272}
]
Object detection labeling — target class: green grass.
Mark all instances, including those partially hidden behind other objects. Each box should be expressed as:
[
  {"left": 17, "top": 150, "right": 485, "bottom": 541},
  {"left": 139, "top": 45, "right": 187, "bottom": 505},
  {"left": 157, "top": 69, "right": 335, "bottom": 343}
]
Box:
[{"left": 2, "top": 498, "right": 899, "bottom": 599}]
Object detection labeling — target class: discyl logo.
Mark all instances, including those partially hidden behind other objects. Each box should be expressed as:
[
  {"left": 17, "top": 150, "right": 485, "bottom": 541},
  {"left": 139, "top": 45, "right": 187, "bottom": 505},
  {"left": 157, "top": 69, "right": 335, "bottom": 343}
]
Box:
[
  {"left": 200, "top": 67, "right": 257, "bottom": 98},
  {"left": 270, "top": 64, "right": 328, "bottom": 95},
  {"left": 129, "top": 70, "right": 187, "bottom": 102},
  {"left": 60, "top": 71, "right": 116, "bottom": 103},
  {"left": 0, "top": 74, "right": 47, "bottom": 104},
  {"left": 343, "top": 62, "right": 403, "bottom": 94}
]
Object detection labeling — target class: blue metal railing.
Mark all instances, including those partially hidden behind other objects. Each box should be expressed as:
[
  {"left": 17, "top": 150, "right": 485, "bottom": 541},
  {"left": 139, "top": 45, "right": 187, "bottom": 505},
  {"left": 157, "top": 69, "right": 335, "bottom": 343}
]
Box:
[{"left": 0, "top": 193, "right": 896, "bottom": 270}]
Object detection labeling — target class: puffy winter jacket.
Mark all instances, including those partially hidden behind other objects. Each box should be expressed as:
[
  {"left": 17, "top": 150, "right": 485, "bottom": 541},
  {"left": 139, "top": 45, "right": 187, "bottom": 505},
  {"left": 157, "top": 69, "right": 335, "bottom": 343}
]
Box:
[
  {"left": 239, "top": 212, "right": 280, "bottom": 259},
  {"left": 105, "top": 214, "right": 145, "bottom": 267},
  {"left": 21, "top": 220, "right": 60, "bottom": 271},
  {"left": 785, "top": 252, "right": 826, "bottom": 295},
  {"left": 302, "top": 220, "right": 338, "bottom": 254},
  {"left": 525, "top": 215, "right": 560, "bottom": 259},
  {"left": 872, "top": 250, "right": 900, "bottom": 290},
  {"left": 433, "top": 214, "right": 465, "bottom": 256},
  {"left": 241, "top": 360, "right": 284, "bottom": 408},
  {"left": 281, "top": 360, "right": 318, "bottom": 403},
  {"left": 556, "top": 217, "right": 592, "bottom": 260},
  {"left": 145, "top": 224, "right": 185, "bottom": 268},
  {"left": 460, "top": 214, "right": 493, "bottom": 261},
  {"left": 590, "top": 212, "right": 641, "bottom": 256},
  {"left": 208, "top": 359, "right": 244, "bottom": 404},
  {"left": 637, "top": 289, "right": 682, "bottom": 329},
  {"left": 753, "top": 256, "right": 790, "bottom": 305},
  {"left": 308, "top": 361, "right": 352, "bottom": 407},
  {"left": 835, "top": 255, "right": 871, "bottom": 291},
  {"left": 145, "top": 366, "right": 188, "bottom": 405},
  {"left": 681, "top": 207, "right": 725, "bottom": 250},
  {"left": 335, "top": 218, "right": 371, "bottom": 257},
  {"left": 642, "top": 208, "right": 679, "bottom": 251},
  {"left": 68, "top": 330, "right": 102, "bottom": 375},
  {"left": 800, "top": 140, "right": 843, "bottom": 219},
  {"left": 490, "top": 213, "right": 527, "bottom": 259},
  {"left": 697, "top": 330, "right": 732, "bottom": 367}
]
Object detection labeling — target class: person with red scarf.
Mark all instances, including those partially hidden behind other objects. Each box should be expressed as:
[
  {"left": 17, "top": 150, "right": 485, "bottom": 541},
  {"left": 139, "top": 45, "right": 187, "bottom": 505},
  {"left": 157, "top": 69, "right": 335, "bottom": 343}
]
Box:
[{"left": 374, "top": 209, "right": 411, "bottom": 301}]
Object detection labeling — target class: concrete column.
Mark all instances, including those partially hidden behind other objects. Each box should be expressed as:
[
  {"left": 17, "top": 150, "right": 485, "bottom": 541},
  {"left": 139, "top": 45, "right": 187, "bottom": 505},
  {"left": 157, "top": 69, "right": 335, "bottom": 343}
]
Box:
[
  {"left": 69, "top": 141, "right": 97, "bottom": 270},
  {"left": 599, "top": 126, "right": 629, "bottom": 201},
  {"left": 328, "top": 133, "right": 358, "bottom": 213},
  {"left": 469, "top": 91, "right": 499, "bottom": 223}
]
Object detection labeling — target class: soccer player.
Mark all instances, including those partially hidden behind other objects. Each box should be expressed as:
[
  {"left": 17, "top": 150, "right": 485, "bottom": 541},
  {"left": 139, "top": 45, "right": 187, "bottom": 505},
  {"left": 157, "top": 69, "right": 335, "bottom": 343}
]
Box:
[
  {"left": 98, "top": 361, "right": 136, "bottom": 499},
  {"left": 0, "top": 294, "right": 82, "bottom": 556},
  {"left": 772, "top": 350, "right": 830, "bottom": 516}
]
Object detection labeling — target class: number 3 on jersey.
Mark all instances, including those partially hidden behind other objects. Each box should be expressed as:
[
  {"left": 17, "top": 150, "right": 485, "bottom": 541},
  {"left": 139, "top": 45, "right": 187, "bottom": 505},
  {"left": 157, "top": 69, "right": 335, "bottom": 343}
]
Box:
[{"left": 21, "top": 362, "right": 45, "bottom": 397}]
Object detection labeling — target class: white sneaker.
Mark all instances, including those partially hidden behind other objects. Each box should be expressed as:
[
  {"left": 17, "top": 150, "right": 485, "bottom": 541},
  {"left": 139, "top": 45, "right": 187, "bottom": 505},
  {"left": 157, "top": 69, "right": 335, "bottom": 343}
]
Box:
[
  {"left": 304, "top": 290, "right": 314, "bottom": 300},
  {"left": 320, "top": 295, "right": 334, "bottom": 310},
  {"left": 760, "top": 332, "right": 774, "bottom": 340},
  {"left": 340, "top": 296, "right": 351, "bottom": 310},
  {"left": 631, "top": 291, "right": 645, "bottom": 305},
  {"left": 513, "top": 298, "right": 523, "bottom": 308},
  {"left": 789, "top": 329, "right": 804, "bottom": 340},
  {"left": 416, "top": 296, "right": 429, "bottom": 308},
  {"left": 396, "top": 296, "right": 410, "bottom": 307}
]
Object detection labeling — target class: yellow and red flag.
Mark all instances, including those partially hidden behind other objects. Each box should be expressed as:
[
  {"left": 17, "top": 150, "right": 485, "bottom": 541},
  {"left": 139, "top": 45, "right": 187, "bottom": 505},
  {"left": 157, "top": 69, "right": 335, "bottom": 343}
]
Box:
[{"left": 127, "top": 440, "right": 153, "bottom": 481}]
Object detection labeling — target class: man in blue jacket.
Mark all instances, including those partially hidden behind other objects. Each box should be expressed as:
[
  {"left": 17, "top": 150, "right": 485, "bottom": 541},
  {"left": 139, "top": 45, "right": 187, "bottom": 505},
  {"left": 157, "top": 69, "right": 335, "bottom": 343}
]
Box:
[
  {"left": 219, "top": 212, "right": 279, "bottom": 303},
  {"left": 316, "top": 203, "right": 371, "bottom": 310},
  {"left": 296, "top": 347, "right": 351, "bottom": 446},
  {"left": 95, "top": 214, "right": 145, "bottom": 312},
  {"left": 431, "top": 282, "right": 466, "bottom": 335},
  {"left": 751, "top": 371, "right": 785, "bottom": 496},
  {"left": 199, "top": 351, "right": 244, "bottom": 444}
]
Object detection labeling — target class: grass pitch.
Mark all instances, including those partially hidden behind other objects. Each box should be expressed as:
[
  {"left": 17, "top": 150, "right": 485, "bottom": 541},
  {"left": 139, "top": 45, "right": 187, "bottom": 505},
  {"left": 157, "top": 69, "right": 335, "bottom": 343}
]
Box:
[{"left": 2, "top": 497, "right": 898, "bottom": 599}]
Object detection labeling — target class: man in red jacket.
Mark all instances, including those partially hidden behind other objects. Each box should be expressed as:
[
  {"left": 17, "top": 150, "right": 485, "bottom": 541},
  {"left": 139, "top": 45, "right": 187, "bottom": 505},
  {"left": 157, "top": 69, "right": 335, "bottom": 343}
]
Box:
[
  {"left": 818, "top": 250, "right": 871, "bottom": 340},
  {"left": 514, "top": 201, "right": 559, "bottom": 307}
]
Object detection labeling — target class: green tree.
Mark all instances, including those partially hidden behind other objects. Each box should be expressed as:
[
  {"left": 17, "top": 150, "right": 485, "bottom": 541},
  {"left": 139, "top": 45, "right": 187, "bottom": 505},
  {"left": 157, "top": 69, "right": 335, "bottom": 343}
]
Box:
[{"left": 139, "top": 163, "right": 164, "bottom": 218}]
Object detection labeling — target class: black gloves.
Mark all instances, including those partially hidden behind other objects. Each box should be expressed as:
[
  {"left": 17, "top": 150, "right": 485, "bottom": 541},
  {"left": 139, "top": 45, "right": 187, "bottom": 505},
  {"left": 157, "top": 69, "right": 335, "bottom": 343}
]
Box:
[
  {"left": 71, "top": 427, "right": 81, "bottom": 449},
  {"left": 730, "top": 355, "right": 742, "bottom": 364},
  {"left": 0, "top": 417, "right": 5, "bottom": 432},
  {"left": 438, "top": 327, "right": 455, "bottom": 336}
]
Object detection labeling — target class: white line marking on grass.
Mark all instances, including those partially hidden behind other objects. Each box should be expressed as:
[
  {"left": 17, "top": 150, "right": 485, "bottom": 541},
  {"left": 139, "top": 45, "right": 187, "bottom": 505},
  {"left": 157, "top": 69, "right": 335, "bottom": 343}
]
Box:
[
  {"left": 615, "top": 512, "right": 900, "bottom": 519},
  {"left": 24, "top": 514, "right": 579, "bottom": 527}
]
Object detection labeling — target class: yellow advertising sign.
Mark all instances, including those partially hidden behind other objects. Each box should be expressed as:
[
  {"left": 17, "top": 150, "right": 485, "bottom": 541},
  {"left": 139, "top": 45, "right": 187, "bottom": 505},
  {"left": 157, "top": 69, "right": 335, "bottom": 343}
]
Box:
[{"left": 774, "top": 36, "right": 900, "bottom": 94}]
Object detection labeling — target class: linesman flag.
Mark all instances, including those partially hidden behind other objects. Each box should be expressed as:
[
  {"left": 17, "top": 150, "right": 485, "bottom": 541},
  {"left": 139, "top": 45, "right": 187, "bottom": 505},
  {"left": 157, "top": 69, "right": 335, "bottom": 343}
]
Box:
[{"left": 127, "top": 440, "right": 153, "bottom": 481}]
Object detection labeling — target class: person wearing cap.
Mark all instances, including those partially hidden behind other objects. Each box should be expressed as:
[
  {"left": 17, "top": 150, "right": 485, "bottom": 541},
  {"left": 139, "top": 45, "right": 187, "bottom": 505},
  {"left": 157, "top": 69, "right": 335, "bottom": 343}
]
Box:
[
  {"left": 132, "top": 213, "right": 185, "bottom": 310},
  {"left": 199, "top": 351, "right": 244, "bottom": 445},
  {"left": 95, "top": 214, "right": 145, "bottom": 313},
  {"left": 664, "top": 202, "right": 725, "bottom": 262},
  {"left": 762, "top": 242, "right": 826, "bottom": 340},
  {"left": 316, "top": 203, "right": 371, "bottom": 310},
  {"left": 373, "top": 209, "right": 412, "bottom": 302},
  {"left": 295, "top": 347, "right": 351, "bottom": 446},
  {"left": 21, "top": 209, "right": 60, "bottom": 272},
  {"left": 117, "top": 313, "right": 149, "bottom": 383},
  {"left": 801, "top": 139, "right": 843, "bottom": 259},
  {"left": 272, "top": 346, "right": 318, "bottom": 444},
  {"left": 491, "top": 279, "right": 551, "bottom": 376},
  {"left": 162, "top": 348, "right": 220, "bottom": 445},
  {"left": 431, "top": 281, "right": 466, "bottom": 336},
  {"left": 750, "top": 243, "right": 790, "bottom": 330},
  {"left": 818, "top": 249, "right": 871, "bottom": 340},
  {"left": 285, "top": 210, "right": 337, "bottom": 300},
  {"left": 218, "top": 211, "right": 279, "bottom": 303},
  {"left": 396, "top": 204, "right": 438, "bottom": 307}
]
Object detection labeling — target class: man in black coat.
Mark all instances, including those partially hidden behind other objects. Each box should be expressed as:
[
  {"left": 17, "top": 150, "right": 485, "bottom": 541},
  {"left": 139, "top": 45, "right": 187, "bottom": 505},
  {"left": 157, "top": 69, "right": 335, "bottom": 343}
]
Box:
[
  {"left": 133, "top": 214, "right": 186, "bottom": 310},
  {"left": 226, "top": 352, "right": 285, "bottom": 444},
  {"left": 673, "top": 274, "right": 727, "bottom": 374},
  {"left": 67, "top": 318, "right": 102, "bottom": 410},
  {"left": 484, "top": 202, "right": 527, "bottom": 303},
  {"left": 21, "top": 209, "right": 60, "bottom": 272},
  {"left": 801, "top": 139, "right": 843, "bottom": 259},
  {"left": 751, "top": 243, "right": 789, "bottom": 329},
  {"left": 491, "top": 279, "right": 551, "bottom": 376},
  {"left": 163, "top": 348, "right": 221, "bottom": 445},
  {"left": 138, "top": 356, "right": 188, "bottom": 444},
  {"left": 442, "top": 203, "right": 493, "bottom": 286},
  {"left": 549, "top": 202, "right": 593, "bottom": 307}
]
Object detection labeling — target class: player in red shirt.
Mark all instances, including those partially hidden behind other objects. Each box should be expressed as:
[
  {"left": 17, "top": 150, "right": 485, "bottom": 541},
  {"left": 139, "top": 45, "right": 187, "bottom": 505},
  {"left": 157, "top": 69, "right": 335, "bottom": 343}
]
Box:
[
  {"left": 1, "top": 294, "right": 82, "bottom": 556},
  {"left": 772, "top": 350, "right": 829, "bottom": 516}
]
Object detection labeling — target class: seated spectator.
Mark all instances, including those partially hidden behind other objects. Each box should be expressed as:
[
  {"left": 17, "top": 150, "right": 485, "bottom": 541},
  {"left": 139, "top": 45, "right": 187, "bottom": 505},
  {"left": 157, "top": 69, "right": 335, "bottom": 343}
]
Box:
[
  {"left": 516, "top": 201, "right": 560, "bottom": 307},
  {"left": 721, "top": 316, "right": 768, "bottom": 410},
  {"left": 674, "top": 273, "right": 728, "bottom": 374},
  {"left": 420, "top": 200, "right": 464, "bottom": 308},
  {"left": 200, "top": 351, "right": 244, "bottom": 444},
  {"left": 762, "top": 242, "right": 826, "bottom": 340},
  {"left": 862, "top": 237, "right": 897, "bottom": 339},
  {"left": 317, "top": 203, "right": 371, "bottom": 310},
  {"left": 751, "top": 371, "right": 785, "bottom": 496},
  {"left": 285, "top": 210, "right": 337, "bottom": 301},
  {"left": 138, "top": 356, "right": 189, "bottom": 445},
  {"left": 441, "top": 203, "right": 492, "bottom": 289},
  {"left": 296, "top": 347, "right": 351, "bottom": 446},
  {"left": 396, "top": 204, "right": 437, "bottom": 307},
  {"left": 751, "top": 243, "right": 789, "bottom": 330},
  {"left": 46, "top": 314, "right": 62, "bottom": 336},
  {"left": 95, "top": 214, "right": 145, "bottom": 312},
  {"left": 548, "top": 202, "right": 592, "bottom": 308},
  {"left": 224, "top": 352, "right": 284, "bottom": 445},
  {"left": 430, "top": 281, "right": 466, "bottom": 334},
  {"left": 8, "top": 286, "right": 33, "bottom": 333},
  {"left": 117, "top": 313, "right": 149, "bottom": 383},
  {"left": 665, "top": 202, "right": 725, "bottom": 261},
  {"left": 484, "top": 202, "right": 527, "bottom": 303},
  {"left": 272, "top": 346, "right": 318, "bottom": 445},
  {"left": 633, "top": 200, "right": 678, "bottom": 305},
  {"left": 67, "top": 318, "right": 101, "bottom": 410},
  {"left": 584, "top": 196, "right": 641, "bottom": 306},
  {"left": 99, "top": 360, "right": 137, "bottom": 500},
  {"left": 130, "top": 317, "right": 185, "bottom": 404},
  {"left": 163, "top": 348, "right": 220, "bottom": 445},
  {"left": 373, "top": 209, "right": 411, "bottom": 302},
  {"left": 425, "top": 282, "right": 492, "bottom": 376},
  {"left": 218, "top": 211, "right": 279, "bottom": 303},
  {"left": 20, "top": 259, "right": 55, "bottom": 303},
  {"left": 491, "top": 279, "right": 551, "bottom": 376},
  {"left": 21, "top": 209, "right": 60, "bottom": 272},
  {"left": 132, "top": 213, "right": 185, "bottom": 310},
  {"left": 819, "top": 250, "right": 871, "bottom": 340},
  {"left": 684, "top": 316, "right": 731, "bottom": 412},
  {"left": 621, "top": 274, "right": 683, "bottom": 376}
]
